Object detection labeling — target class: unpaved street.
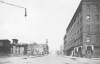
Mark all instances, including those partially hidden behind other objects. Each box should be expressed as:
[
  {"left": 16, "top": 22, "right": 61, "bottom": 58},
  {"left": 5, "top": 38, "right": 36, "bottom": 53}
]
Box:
[{"left": 0, "top": 54, "right": 100, "bottom": 64}]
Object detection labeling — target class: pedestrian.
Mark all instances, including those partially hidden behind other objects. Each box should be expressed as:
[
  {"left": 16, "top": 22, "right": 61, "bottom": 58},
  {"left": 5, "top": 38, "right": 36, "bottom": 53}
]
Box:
[{"left": 27, "top": 53, "right": 30, "bottom": 57}]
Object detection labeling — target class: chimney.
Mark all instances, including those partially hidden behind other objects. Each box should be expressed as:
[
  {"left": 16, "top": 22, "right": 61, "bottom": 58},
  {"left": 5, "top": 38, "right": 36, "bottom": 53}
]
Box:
[{"left": 12, "top": 39, "right": 18, "bottom": 44}]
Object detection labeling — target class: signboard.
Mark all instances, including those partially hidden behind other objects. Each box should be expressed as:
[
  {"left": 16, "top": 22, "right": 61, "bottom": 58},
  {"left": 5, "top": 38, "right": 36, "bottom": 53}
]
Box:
[
  {"left": 88, "top": 33, "right": 100, "bottom": 35},
  {"left": 0, "top": 42, "right": 3, "bottom": 46}
]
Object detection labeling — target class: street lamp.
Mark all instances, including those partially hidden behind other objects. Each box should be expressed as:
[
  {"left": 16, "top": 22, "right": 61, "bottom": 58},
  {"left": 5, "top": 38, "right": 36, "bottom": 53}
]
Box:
[{"left": 0, "top": 1, "right": 27, "bottom": 17}]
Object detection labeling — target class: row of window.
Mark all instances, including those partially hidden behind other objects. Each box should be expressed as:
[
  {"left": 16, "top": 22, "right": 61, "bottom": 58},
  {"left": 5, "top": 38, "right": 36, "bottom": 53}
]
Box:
[
  {"left": 96, "top": 36, "right": 100, "bottom": 43},
  {"left": 86, "top": 15, "right": 99, "bottom": 21},
  {"left": 15, "top": 50, "right": 20, "bottom": 53},
  {"left": 86, "top": 36, "right": 100, "bottom": 43},
  {"left": 68, "top": 17, "right": 82, "bottom": 36},
  {"left": 86, "top": 5, "right": 100, "bottom": 11},
  {"left": 86, "top": 25, "right": 99, "bottom": 32},
  {"left": 67, "top": 13, "right": 82, "bottom": 32},
  {"left": 68, "top": 25, "right": 99, "bottom": 41},
  {"left": 15, "top": 47, "right": 20, "bottom": 49},
  {"left": 67, "top": 36, "right": 82, "bottom": 47},
  {"left": 69, "top": 27, "right": 82, "bottom": 42},
  {"left": 11, "top": 50, "right": 20, "bottom": 53}
]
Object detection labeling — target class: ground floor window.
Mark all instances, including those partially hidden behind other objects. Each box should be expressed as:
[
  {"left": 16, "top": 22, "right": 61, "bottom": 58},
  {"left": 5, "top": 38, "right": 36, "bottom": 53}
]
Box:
[
  {"left": 19, "top": 50, "right": 20, "bottom": 53},
  {"left": 94, "top": 46, "right": 100, "bottom": 49}
]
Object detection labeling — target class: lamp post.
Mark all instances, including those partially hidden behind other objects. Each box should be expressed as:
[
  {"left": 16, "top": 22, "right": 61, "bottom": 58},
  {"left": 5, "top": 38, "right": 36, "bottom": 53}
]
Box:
[{"left": 0, "top": 1, "right": 27, "bottom": 17}]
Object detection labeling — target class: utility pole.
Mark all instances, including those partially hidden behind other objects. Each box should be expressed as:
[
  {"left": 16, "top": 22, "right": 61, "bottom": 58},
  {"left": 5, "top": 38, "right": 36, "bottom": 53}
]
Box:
[
  {"left": 0, "top": 1, "right": 27, "bottom": 17},
  {"left": 25, "top": 8, "right": 27, "bottom": 17},
  {"left": 46, "top": 39, "right": 48, "bottom": 44}
]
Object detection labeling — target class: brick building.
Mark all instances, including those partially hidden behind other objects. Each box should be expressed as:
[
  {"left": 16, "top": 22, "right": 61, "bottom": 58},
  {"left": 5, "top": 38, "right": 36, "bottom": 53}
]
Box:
[
  {"left": 64, "top": 0, "right": 100, "bottom": 58},
  {"left": 10, "top": 39, "right": 27, "bottom": 55},
  {"left": 0, "top": 39, "right": 11, "bottom": 54}
]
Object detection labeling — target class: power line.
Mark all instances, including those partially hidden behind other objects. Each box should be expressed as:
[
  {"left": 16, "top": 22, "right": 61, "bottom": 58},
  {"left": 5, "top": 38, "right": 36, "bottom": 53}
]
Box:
[
  {"left": 0, "top": 1, "right": 27, "bottom": 17},
  {"left": 0, "top": 1, "right": 25, "bottom": 9}
]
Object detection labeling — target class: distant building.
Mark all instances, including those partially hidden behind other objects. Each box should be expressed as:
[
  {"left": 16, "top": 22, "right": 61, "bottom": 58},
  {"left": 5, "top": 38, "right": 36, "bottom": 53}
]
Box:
[
  {"left": 43, "top": 44, "right": 49, "bottom": 54},
  {"left": 27, "top": 43, "right": 49, "bottom": 56},
  {"left": 60, "top": 45, "right": 63, "bottom": 55},
  {"left": 64, "top": 0, "right": 100, "bottom": 58},
  {"left": 35, "top": 44, "right": 49, "bottom": 55},
  {"left": 10, "top": 44, "right": 27, "bottom": 55},
  {"left": 27, "top": 43, "right": 37, "bottom": 55},
  {"left": 35, "top": 44, "right": 44, "bottom": 55},
  {"left": 10, "top": 39, "right": 27, "bottom": 55},
  {"left": 0, "top": 39, "right": 11, "bottom": 54}
]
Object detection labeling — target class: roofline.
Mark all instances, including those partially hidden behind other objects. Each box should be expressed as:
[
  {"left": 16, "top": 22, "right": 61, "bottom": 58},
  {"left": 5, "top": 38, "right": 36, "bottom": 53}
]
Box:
[{"left": 82, "top": 0, "right": 100, "bottom": 2}]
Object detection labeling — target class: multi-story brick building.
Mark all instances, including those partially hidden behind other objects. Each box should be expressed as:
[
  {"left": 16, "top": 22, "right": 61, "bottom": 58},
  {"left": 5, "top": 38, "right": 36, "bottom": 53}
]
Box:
[{"left": 64, "top": 0, "right": 100, "bottom": 58}]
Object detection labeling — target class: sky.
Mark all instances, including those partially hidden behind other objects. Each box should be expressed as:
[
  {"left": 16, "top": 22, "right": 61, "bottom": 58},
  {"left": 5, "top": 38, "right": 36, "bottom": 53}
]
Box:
[{"left": 0, "top": 0, "right": 81, "bottom": 51}]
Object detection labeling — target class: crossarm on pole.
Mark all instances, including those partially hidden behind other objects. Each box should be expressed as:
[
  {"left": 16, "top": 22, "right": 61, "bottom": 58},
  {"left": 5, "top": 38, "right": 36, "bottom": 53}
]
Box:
[
  {"left": 0, "top": 1, "right": 25, "bottom": 9},
  {"left": 0, "top": 1, "right": 27, "bottom": 17}
]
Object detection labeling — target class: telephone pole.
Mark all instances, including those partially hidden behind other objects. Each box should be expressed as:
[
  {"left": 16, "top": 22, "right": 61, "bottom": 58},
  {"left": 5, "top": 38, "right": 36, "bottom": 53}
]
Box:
[{"left": 0, "top": 1, "right": 27, "bottom": 17}]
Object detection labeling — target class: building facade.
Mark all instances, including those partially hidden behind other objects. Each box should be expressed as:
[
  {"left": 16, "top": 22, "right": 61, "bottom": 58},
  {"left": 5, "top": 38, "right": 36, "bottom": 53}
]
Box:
[
  {"left": 10, "top": 39, "right": 27, "bottom": 55},
  {"left": 10, "top": 44, "right": 27, "bottom": 55},
  {"left": 64, "top": 0, "right": 100, "bottom": 58},
  {"left": 27, "top": 43, "right": 49, "bottom": 56},
  {"left": 27, "top": 43, "right": 37, "bottom": 55},
  {"left": 0, "top": 39, "right": 11, "bottom": 54}
]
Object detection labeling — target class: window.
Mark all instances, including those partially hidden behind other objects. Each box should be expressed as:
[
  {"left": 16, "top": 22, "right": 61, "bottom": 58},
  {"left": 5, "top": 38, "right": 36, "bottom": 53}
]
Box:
[
  {"left": 74, "top": 25, "right": 76, "bottom": 28},
  {"left": 95, "top": 5, "right": 99, "bottom": 11},
  {"left": 87, "top": 46, "right": 92, "bottom": 50},
  {"left": 77, "top": 30, "right": 79, "bottom": 34},
  {"left": 95, "top": 25, "right": 99, "bottom": 32},
  {"left": 95, "top": 15, "right": 99, "bottom": 21},
  {"left": 19, "top": 50, "right": 20, "bottom": 53},
  {"left": 86, "top": 25, "right": 90, "bottom": 32},
  {"left": 87, "top": 5, "right": 90, "bottom": 11},
  {"left": 77, "top": 21, "right": 79, "bottom": 26},
  {"left": 96, "top": 36, "right": 100, "bottom": 43},
  {"left": 12, "top": 49, "right": 13, "bottom": 53},
  {"left": 94, "top": 46, "right": 100, "bottom": 49},
  {"left": 80, "top": 17, "right": 82, "bottom": 23},
  {"left": 80, "top": 37, "right": 82, "bottom": 43},
  {"left": 0, "top": 42, "right": 3, "bottom": 46},
  {"left": 86, "top": 15, "right": 90, "bottom": 21},
  {"left": 15, "top": 50, "right": 17, "bottom": 53},
  {"left": 86, "top": 36, "right": 91, "bottom": 42},
  {"left": 80, "top": 27, "right": 82, "bottom": 33},
  {"left": 74, "top": 33, "right": 76, "bottom": 36}
]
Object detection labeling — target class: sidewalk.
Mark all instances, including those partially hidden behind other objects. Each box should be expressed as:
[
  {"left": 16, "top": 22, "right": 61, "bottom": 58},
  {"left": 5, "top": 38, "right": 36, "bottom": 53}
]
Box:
[
  {"left": 63, "top": 55, "right": 100, "bottom": 60},
  {"left": 0, "top": 54, "right": 11, "bottom": 58},
  {"left": 0, "top": 54, "right": 49, "bottom": 60},
  {"left": 62, "top": 55, "right": 82, "bottom": 59}
]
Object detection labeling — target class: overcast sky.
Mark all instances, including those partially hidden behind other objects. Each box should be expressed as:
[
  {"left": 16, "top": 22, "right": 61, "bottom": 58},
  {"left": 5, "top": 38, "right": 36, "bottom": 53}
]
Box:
[{"left": 0, "top": 0, "right": 81, "bottom": 51}]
